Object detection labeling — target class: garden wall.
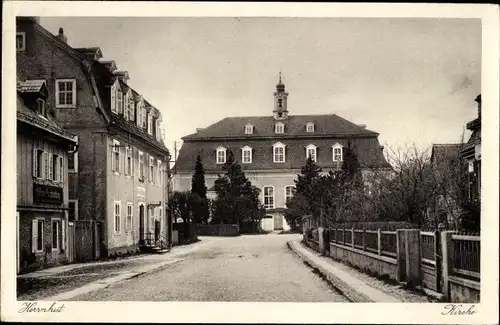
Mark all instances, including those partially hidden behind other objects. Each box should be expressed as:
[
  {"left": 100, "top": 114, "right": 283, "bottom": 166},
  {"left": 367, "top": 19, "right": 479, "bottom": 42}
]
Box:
[{"left": 197, "top": 224, "right": 240, "bottom": 236}]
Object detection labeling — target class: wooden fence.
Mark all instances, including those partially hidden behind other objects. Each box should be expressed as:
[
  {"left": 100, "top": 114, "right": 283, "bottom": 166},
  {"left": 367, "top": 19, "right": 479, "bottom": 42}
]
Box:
[{"left": 451, "top": 233, "right": 480, "bottom": 280}]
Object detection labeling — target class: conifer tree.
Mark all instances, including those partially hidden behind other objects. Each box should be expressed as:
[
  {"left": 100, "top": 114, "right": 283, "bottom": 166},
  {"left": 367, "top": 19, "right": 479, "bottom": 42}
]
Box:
[{"left": 191, "top": 154, "right": 207, "bottom": 198}]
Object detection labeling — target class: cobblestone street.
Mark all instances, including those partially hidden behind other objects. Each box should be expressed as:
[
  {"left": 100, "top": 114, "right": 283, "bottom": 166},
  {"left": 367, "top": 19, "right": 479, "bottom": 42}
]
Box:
[{"left": 69, "top": 234, "right": 348, "bottom": 302}]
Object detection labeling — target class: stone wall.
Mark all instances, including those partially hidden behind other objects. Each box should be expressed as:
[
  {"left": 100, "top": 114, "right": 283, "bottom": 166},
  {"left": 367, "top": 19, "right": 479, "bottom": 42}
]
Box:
[{"left": 197, "top": 224, "right": 240, "bottom": 236}]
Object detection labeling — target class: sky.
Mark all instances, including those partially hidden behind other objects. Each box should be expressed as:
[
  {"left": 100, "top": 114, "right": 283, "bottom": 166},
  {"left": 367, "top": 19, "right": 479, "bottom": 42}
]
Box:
[{"left": 40, "top": 17, "right": 481, "bottom": 159}]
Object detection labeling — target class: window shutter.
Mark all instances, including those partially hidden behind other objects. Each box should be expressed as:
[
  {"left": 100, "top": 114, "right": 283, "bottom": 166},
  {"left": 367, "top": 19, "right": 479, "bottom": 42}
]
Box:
[
  {"left": 61, "top": 219, "right": 66, "bottom": 250},
  {"left": 42, "top": 152, "right": 48, "bottom": 179},
  {"left": 111, "top": 86, "right": 116, "bottom": 112},
  {"left": 33, "top": 149, "right": 38, "bottom": 178},
  {"left": 72, "top": 80, "right": 77, "bottom": 106},
  {"left": 59, "top": 156, "right": 64, "bottom": 182},
  {"left": 32, "top": 220, "right": 38, "bottom": 253}
]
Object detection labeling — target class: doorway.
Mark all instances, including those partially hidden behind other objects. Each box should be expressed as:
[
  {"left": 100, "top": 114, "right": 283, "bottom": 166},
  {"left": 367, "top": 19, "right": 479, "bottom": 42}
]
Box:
[{"left": 139, "top": 204, "right": 145, "bottom": 245}]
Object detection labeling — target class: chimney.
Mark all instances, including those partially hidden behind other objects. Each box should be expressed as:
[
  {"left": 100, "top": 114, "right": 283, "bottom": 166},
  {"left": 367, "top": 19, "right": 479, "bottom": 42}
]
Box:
[
  {"left": 57, "top": 28, "right": 67, "bottom": 43},
  {"left": 475, "top": 94, "right": 481, "bottom": 119},
  {"left": 358, "top": 124, "right": 367, "bottom": 129}
]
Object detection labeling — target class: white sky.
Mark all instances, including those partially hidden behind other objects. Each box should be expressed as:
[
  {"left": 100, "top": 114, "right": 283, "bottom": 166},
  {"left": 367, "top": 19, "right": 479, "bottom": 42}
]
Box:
[{"left": 40, "top": 17, "right": 481, "bottom": 158}]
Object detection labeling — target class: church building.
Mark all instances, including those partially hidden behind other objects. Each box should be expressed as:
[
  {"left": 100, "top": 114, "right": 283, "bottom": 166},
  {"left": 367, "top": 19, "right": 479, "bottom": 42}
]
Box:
[{"left": 173, "top": 75, "right": 390, "bottom": 231}]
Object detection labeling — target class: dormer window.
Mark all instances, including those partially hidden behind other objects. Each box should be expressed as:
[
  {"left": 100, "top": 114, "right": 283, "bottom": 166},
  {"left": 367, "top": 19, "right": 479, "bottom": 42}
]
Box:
[
  {"left": 245, "top": 124, "right": 254, "bottom": 135},
  {"left": 332, "top": 143, "right": 343, "bottom": 162},
  {"left": 306, "top": 122, "right": 315, "bottom": 133},
  {"left": 16, "top": 32, "right": 26, "bottom": 51},
  {"left": 273, "top": 142, "right": 286, "bottom": 163},
  {"left": 216, "top": 146, "right": 227, "bottom": 164},
  {"left": 36, "top": 98, "right": 46, "bottom": 118},
  {"left": 147, "top": 113, "right": 153, "bottom": 135},
  {"left": 306, "top": 144, "right": 317, "bottom": 162},
  {"left": 127, "top": 92, "right": 135, "bottom": 122},
  {"left": 110, "top": 80, "right": 122, "bottom": 114},
  {"left": 275, "top": 122, "right": 284, "bottom": 134},
  {"left": 241, "top": 146, "right": 252, "bottom": 164}
]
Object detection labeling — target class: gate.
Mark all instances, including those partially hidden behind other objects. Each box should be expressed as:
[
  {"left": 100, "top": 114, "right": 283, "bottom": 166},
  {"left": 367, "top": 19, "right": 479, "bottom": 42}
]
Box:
[{"left": 67, "top": 222, "right": 76, "bottom": 263}]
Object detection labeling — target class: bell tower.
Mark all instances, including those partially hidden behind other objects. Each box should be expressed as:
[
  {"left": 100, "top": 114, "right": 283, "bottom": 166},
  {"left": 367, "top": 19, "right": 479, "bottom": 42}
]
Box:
[{"left": 273, "top": 72, "right": 289, "bottom": 120}]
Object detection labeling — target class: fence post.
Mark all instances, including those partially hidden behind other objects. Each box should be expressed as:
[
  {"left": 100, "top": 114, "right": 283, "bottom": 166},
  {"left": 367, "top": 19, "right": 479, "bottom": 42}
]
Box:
[
  {"left": 351, "top": 228, "right": 355, "bottom": 248},
  {"left": 377, "top": 228, "right": 382, "bottom": 255},
  {"left": 396, "top": 229, "right": 406, "bottom": 282},
  {"left": 343, "top": 227, "right": 346, "bottom": 245},
  {"left": 404, "top": 229, "right": 422, "bottom": 288},
  {"left": 434, "top": 230, "right": 442, "bottom": 293},
  {"left": 318, "top": 226, "right": 325, "bottom": 256},
  {"left": 441, "top": 231, "right": 455, "bottom": 301},
  {"left": 362, "top": 228, "right": 366, "bottom": 251}
]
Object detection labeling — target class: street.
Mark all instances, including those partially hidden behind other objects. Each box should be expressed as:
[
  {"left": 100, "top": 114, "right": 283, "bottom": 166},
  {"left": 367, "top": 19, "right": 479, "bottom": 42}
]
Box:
[{"left": 70, "top": 234, "right": 348, "bottom": 302}]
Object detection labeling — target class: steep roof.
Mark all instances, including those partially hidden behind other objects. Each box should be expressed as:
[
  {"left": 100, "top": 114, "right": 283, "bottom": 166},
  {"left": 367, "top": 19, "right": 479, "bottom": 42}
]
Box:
[
  {"left": 430, "top": 144, "right": 462, "bottom": 168},
  {"left": 175, "top": 136, "right": 390, "bottom": 172},
  {"left": 183, "top": 115, "right": 378, "bottom": 140}
]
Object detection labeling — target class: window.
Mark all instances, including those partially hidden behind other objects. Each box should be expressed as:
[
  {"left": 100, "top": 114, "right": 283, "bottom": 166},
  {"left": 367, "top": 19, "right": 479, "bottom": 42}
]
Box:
[
  {"left": 157, "top": 160, "right": 162, "bottom": 185},
  {"left": 36, "top": 99, "right": 46, "bottom": 117},
  {"left": 306, "top": 122, "right": 315, "bottom": 133},
  {"left": 68, "top": 200, "right": 78, "bottom": 221},
  {"left": 245, "top": 124, "right": 253, "bottom": 135},
  {"left": 275, "top": 122, "right": 284, "bottom": 134},
  {"left": 263, "top": 186, "right": 274, "bottom": 209},
  {"left": 33, "top": 148, "right": 47, "bottom": 179},
  {"left": 139, "top": 151, "right": 144, "bottom": 180},
  {"left": 112, "top": 140, "right": 120, "bottom": 173},
  {"left": 147, "top": 113, "right": 153, "bottom": 135},
  {"left": 216, "top": 147, "right": 226, "bottom": 164},
  {"left": 285, "top": 186, "right": 296, "bottom": 207},
  {"left": 117, "top": 91, "right": 123, "bottom": 114},
  {"left": 136, "top": 101, "right": 143, "bottom": 128},
  {"left": 32, "top": 219, "right": 44, "bottom": 253},
  {"left": 126, "top": 203, "right": 133, "bottom": 232},
  {"left": 273, "top": 142, "right": 286, "bottom": 163},
  {"left": 332, "top": 144, "right": 343, "bottom": 162},
  {"left": 149, "top": 156, "right": 155, "bottom": 183},
  {"left": 110, "top": 81, "right": 122, "bottom": 114},
  {"left": 306, "top": 144, "right": 317, "bottom": 162},
  {"left": 241, "top": 146, "right": 252, "bottom": 164},
  {"left": 114, "top": 201, "right": 121, "bottom": 234},
  {"left": 155, "top": 119, "right": 160, "bottom": 140},
  {"left": 142, "top": 106, "right": 147, "bottom": 129},
  {"left": 52, "top": 219, "right": 60, "bottom": 250},
  {"left": 16, "top": 32, "right": 26, "bottom": 51},
  {"left": 126, "top": 147, "right": 132, "bottom": 176},
  {"left": 128, "top": 94, "right": 135, "bottom": 122},
  {"left": 55, "top": 79, "right": 76, "bottom": 108}
]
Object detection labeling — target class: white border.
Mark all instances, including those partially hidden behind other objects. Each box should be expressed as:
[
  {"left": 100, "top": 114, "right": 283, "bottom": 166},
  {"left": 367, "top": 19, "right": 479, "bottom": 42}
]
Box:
[{"left": 2, "top": 2, "right": 499, "bottom": 324}]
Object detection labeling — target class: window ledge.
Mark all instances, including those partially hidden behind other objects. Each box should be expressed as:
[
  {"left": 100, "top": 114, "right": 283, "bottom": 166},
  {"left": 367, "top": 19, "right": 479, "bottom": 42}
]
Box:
[{"left": 56, "top": 105, "right": 76, "bottom": 109}]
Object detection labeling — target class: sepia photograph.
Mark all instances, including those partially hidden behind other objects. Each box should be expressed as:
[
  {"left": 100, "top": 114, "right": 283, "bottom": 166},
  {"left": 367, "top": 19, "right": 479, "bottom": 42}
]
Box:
[{"left": 2, "top": 2, "right": 499, "bottom": 324}]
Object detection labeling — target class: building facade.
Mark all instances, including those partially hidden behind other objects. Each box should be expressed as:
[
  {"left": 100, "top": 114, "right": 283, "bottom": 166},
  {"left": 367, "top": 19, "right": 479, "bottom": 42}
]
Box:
[
  {"left": 17, "top": 79, "right": 78, "bottom": 273},
  {"left": 173, "top": 76, "right": 390, "bottom": 231},
  {"left": 461, "top": 95, "right": 481, "bottom": 203},
  {"left": 16, "top": 17, "right": 172, "bottom": 258}
]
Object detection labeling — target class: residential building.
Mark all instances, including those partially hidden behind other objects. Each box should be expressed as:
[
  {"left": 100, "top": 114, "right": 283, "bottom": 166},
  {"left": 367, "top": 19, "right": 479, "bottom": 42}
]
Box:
[
  {"left": 173, "top": 75, "right": 390, "bottom": 231},
  {"left": 16, "top": 79, "right": 78, "bottom": 273},
  {"left": 461, "top": 95, "right": 481, "bottom": 203},
  {"left": 16, "top": 17, "right": 172, "bottom": 258}
]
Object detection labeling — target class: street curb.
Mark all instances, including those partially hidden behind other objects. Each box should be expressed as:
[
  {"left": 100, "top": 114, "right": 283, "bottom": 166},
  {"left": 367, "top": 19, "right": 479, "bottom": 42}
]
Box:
[
  {"left": 287, "top": 240, "right": 402, "bottom": 303},
  {"left": 43, "top": 259, "right": 183, "bottom": 301}
]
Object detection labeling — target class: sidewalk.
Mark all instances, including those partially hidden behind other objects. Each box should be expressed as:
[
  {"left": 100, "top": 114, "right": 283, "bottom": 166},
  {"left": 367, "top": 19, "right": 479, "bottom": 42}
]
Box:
[
  {"left": 288, "top": 240, "right": 440, "bottom": 303},
  {"left": 17, "top": 237, "right": 220, "bottom": 301}
]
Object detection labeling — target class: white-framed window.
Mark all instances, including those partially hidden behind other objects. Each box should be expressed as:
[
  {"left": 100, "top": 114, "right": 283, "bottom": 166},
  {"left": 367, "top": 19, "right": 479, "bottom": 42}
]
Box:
[
  {"left": 273, "top": 142, "right": 286, "bottom": 163},
  {"left": 114, "top": 201, "right": 121, "bottom": 234},
  {"left": 51, "top": 219, "right": 60, "bottom": 251},
  {"left": 142, "top": 106, "right": 147, "bottom": 129},
  {"left": 263, "top": 186, "right": 275, "bottom": 209},
  {"left": 126, "top": 147, "right": 132, "bottom": 176},
  {"left": 306, "top": 144, "right": 317, "bottom": 162},
  {"left": 245, "top": 124, "right": 254, "bottom": 135},
  {"left": 285, "top": 185, "right": 296, "bottom": 207},
  {"left": 332, "top": 143, "right": 343, "bottom": 162},
  {"left": 128, "top": 93, "right": 135, "bottom": 121},
  {"left": 136, "top": 101, "right": 143, "bottom": 128},
  {"left": 112, "top": 140, "right": 120, "bottom": 173},
  {"left": 32, "top": 218, "right": 44, "bottom": 253},
  {"left": 275, "top": 122, "right": 284, "bottom": 134},
  {"left": 117, "top": 90, "right": 123, "bottom": 115},
  {"left": 126, "top": 203, "right": 133, "bottom": 232},
  {"left": 16, "top": 32, "right": 26, "bottom": 51},
  {"left": 55, "top": 79, "right": 76, "bottom": 108},
  {"left": 155, "top": 119, "right": 160, "bottom": 140},
  {"left": 241, "top": 146, "right": 252, "bottom": 164},
  {"left": 110, "top": 80, "right": 122, "bottom": 114},
  {"left": 149, "top": 156, "right": 155, "bottom": 183},
  {"left": 68, "top": 136, "right": 78, "bottom": 172},
  {"left": 306, "top": 122, "right": 315, "bottom": 133},
  {"left": 49, "top": 153, "right": 62, "bottom": 182},
  {"left": 147, "top": 113, "right": 153, "bottom": 135},
  {"left": 216, "top": 146, "right": 227, "bottom": 164},
  {"left": 157, "top": 160, "right": 162, "bottom": 186},
  {"left": 33, "top": 148, "right": 45, "bottom": 179},
  {"left": 138, "top": 151, "right": 145, "bottom": 180},
  {"left": 68, "top": 200, "right": 78, "bottom": 221},
  {"left": 36, "top": 98, "right": 46, "bottom": 117}
]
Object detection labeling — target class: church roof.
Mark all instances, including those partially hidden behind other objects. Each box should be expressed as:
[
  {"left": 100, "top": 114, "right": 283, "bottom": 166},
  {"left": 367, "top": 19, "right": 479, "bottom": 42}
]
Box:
[{"left": 183, "top": 114, "right": 378, "bottom": 140}]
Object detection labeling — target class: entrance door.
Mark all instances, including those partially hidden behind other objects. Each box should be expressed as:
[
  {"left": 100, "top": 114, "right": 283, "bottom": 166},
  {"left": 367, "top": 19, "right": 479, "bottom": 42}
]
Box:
[
  {"left": 274, "top": 214, "right": 284, "bottom": 230},
  {"left": 155, "top": 220, "right": 161, "bottom": 241},
  {"left": 139, "top": 205, "right": 145, "bottom": 245}
]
